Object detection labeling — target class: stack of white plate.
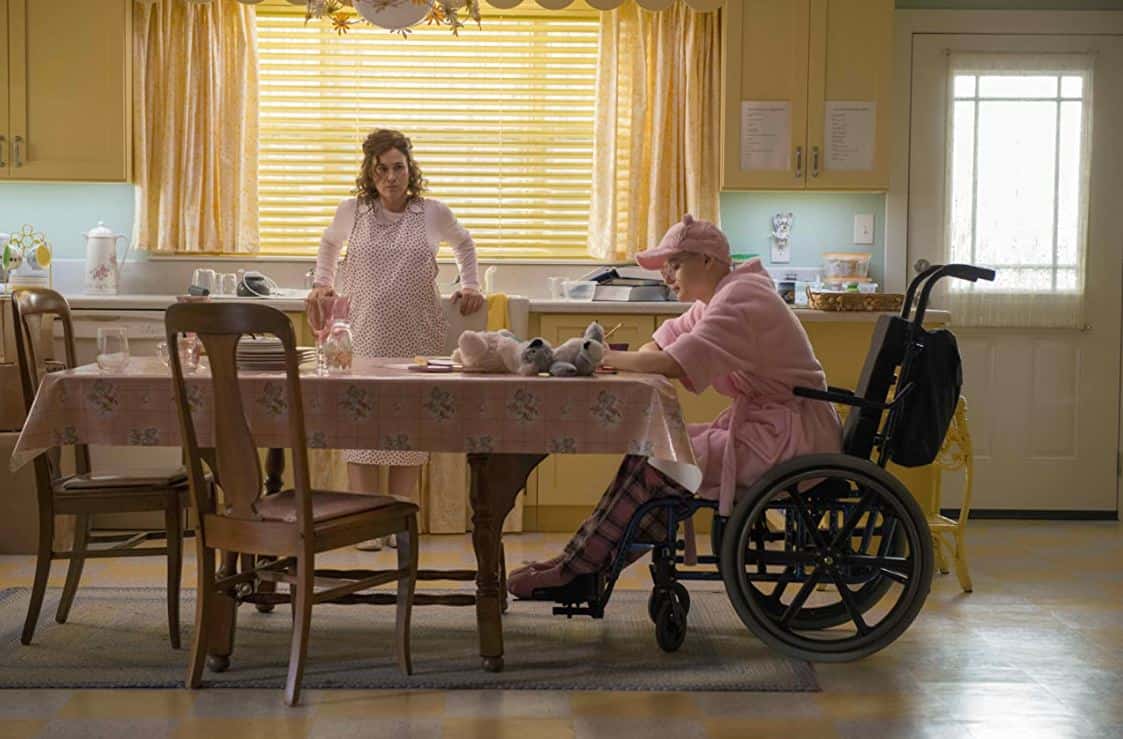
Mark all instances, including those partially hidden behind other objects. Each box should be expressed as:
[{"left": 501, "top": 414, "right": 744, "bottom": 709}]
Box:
[{"left": 236, "top": 336, "right": 315, "bottom": 371}]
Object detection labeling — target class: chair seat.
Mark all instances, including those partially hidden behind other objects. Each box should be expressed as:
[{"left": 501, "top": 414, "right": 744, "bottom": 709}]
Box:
[
  {"left": 56, "top": 467, "right": 189, "bottom": 492},
  {"left": 254, "top": 490, "right": 417, "bottom": 525}
]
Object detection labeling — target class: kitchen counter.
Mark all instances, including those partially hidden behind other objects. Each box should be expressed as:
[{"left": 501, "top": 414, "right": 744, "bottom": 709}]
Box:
[
  {"left": 62, "top": 294, "right": 310, "bottom": 312},
  {"left": 59, "top": 294, "right": 950, "bottom": 324},
  {"left": 531, "top": 299, "right": 949, "bottom": 322}
]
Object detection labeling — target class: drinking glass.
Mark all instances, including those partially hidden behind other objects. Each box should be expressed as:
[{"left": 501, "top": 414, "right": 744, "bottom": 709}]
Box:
[
  {"left": 155, "top": 335, "right": 199, "bottom": 374},
  {"left": 96, "top": 327, "right": 130, "bottom": 372},
  {"left": 220, "top": 273, "right": 238, "bottom": 296},
  {"left": 191, "top": 268, "right": 216, "bottom": 295}
]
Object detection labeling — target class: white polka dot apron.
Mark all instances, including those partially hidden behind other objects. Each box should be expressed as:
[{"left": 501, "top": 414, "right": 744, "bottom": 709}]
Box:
[{"left": 340, "top": 199, "right": 448, "bottom": 466}]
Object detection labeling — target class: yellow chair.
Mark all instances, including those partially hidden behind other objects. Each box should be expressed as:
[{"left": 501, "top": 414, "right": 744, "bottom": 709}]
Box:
[{"left": 927, "top": 396, "right": 974, "bottom": 593}]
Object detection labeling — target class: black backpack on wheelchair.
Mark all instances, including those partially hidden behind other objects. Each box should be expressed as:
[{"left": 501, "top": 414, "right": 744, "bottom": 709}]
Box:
[{"left": 534, "top": 264, "right": 994, "bottom": 663}]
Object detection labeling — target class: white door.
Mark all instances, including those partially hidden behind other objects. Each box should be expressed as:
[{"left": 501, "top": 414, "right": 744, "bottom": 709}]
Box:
[{"left": 908, "top": 33, "right": 1123, "bottom": 513}]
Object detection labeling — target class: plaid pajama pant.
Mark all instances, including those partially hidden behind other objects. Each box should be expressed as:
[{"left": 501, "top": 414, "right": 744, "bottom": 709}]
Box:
[{"left": 560, "top": 455, "right": 692, "bottom": 578}]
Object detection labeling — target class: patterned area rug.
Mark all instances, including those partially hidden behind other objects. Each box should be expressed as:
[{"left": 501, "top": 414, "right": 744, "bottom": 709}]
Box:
[{"left": 0, "top": 587, "right": 817, "bottom": 692}]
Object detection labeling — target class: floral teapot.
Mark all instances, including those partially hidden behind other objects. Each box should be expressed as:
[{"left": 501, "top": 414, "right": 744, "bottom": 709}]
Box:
[{"left": 84, "top": 221, "right": 129, "bottom": 295}]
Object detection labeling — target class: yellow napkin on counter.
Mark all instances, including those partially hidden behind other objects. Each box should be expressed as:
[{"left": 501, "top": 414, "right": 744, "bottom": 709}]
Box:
[{"left": 486, "top": 293, "right": 509, "bottom": 331}]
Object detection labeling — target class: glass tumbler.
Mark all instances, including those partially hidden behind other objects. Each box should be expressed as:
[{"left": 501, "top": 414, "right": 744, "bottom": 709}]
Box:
[{"left": 96, "top": 327, "right": 130, "bottom": 372}]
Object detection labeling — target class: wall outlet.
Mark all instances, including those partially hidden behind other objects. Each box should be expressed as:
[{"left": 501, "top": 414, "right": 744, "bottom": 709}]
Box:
[{"left": 853, "top": 213, "right": 874, "bottom": 245}]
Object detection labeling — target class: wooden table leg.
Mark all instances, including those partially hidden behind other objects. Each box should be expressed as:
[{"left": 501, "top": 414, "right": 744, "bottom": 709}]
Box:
[
  {"left": 468, "top": 453, "right": 545, "bottom": 672},
  {"left": 251, "top": 448, "right": 287, "bottom": 614},
  {"left": 205, "top": 550, "right": 239, "bottom": 672},
  {"left": 264, "top": 448, "right": 286, "bottom": 494}
]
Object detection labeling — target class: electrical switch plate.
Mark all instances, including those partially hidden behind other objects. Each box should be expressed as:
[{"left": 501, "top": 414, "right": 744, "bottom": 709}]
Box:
[{"left": 853, "top": 214, "right": 874, "bottom": 245}]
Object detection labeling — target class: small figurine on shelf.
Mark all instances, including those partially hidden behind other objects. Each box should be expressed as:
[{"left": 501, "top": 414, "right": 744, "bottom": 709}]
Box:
[{"left": 770, "top": 212, "right": 793, "bottom": 264}]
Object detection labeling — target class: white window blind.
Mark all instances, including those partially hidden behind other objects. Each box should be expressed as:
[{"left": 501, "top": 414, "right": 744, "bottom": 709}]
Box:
[
  {"left": 256, "top": 4, "right": 599, "bottom": 258},
  {"left": 944, "top": 52, "right": 1092, "bottom": 328}
]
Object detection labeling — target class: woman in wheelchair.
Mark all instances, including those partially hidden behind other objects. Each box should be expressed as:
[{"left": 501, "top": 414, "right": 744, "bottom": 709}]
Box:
[{"left": 508, "top": 214, "right": 843, "bottom": 599}]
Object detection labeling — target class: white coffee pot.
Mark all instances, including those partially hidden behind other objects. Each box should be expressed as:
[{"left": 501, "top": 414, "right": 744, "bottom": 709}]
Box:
[{"left": 83, "top": 221, "right": 129, "bottom": 295}]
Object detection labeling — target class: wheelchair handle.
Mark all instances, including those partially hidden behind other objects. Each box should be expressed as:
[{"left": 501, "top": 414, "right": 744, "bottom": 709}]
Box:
[{"left": 902, "top": 263, "right": 997, "bottom": 324}]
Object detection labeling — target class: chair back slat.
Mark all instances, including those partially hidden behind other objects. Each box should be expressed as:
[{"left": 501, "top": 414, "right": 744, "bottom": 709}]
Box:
[
  {"left": 206, "top": 332, "right": 263, "bottom": 520},
  {"left": 165, "top": 303, "right": 313, "bottom": 532},
  {"left": 10, "top": 288, "right": 91, "bottom": 478}
]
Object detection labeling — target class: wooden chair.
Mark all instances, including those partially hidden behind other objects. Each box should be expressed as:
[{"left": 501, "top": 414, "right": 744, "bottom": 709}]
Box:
[
  {"left": 165, "top": 302, "right": 419, "bottom": 706},
  {"left": 927, "top": 395, "right": 974, "bottom": 593},
  {"left": 10, "top": 287, "right": 190, "bottom": 647}
]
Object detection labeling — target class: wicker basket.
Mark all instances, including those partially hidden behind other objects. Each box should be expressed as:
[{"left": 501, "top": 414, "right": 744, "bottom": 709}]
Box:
[{"left": 807, "top": 289, "right": 904, "bottom": 312}]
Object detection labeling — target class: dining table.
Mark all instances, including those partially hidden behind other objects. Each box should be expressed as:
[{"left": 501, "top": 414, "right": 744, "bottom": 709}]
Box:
[{"left": 10, "top": 356, "right": 698, "bottom": 672}]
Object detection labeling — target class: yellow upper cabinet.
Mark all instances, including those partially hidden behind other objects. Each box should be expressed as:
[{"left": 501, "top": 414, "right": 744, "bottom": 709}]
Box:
[
  {"left": 0, "top": 1, "right": 9, "bottom": 176},
  {"left": 721, "top": 0, "right": 893, "bottom": 191},
  {"left": 2, "top": 0, "right": 130, "bottom": 181},
  {"left": 805, "top": 0, "right": 893, "bottom": 189}
]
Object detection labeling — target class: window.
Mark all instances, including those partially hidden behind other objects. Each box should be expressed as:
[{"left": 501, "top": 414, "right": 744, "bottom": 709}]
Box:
[
  {"left": 256, "top": 4, "right": 599, "bottom": 258},
  {"left": 946, "top": 57, "right": 1091, "bottom": 295}
]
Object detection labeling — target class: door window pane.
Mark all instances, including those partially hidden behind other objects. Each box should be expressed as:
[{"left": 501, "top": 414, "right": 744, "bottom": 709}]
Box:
[
  {"left": 947, "top": 70, "right": 1088, "bottom": 293},
  {"left": 978, "top": 75, "right": 1057, "bottom": 98}
]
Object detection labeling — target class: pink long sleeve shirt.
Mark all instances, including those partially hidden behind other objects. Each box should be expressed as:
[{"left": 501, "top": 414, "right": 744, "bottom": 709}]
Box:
[{"left": 653, "top": 259, "right": 843, "bottom": 516}]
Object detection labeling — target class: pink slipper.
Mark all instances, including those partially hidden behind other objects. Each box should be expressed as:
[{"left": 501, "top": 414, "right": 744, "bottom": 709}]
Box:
[{"left": 508, "top": 564, "right": 574, "bottom": 599}]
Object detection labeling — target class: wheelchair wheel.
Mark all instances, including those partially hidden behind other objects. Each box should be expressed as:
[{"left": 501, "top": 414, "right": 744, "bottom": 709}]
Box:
[
  {"left": 655, "top": 598, "right": 687, "bottom": 652},
  {"left": 721, "top": 454, "right": 933, "bottom": 662},
  {"left": 647, "top": 582, "right": 690, "bottom": 623}
]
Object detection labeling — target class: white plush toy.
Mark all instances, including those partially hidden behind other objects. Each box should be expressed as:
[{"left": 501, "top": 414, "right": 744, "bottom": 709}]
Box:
[
  {"left": 453, "top": 330, "right": 556, "bottom": 376},
  {"left": 453, "top": 329, "right": 521, "bottom": 373}
]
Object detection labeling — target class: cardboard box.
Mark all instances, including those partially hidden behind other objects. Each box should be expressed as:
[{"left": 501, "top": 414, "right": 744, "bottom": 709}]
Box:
[{"left": 0, "top": 363, "right": 25, "bottom": 431}]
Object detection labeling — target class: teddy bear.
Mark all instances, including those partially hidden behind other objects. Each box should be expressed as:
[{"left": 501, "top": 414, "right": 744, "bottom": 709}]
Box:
[
  {"left": 453, "top": 329, "right": 555, "bottom": 376},
  {"left": 549, "top": 321, "right": 606, "bottom": 377}
]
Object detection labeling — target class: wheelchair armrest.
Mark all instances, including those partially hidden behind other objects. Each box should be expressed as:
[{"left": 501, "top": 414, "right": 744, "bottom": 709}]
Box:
[{"left": 794, "top": 386, "right": 889, "bottom": 411}]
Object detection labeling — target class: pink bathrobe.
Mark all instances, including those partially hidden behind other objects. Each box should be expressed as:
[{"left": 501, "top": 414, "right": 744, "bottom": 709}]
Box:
[{"left": 654, "top": 259, "right": 842, "bottom": 516}]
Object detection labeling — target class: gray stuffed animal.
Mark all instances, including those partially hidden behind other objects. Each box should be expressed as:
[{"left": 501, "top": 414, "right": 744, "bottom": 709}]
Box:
[
  {"left": 517, "top": 337, "right": 555, "bottom": 376},
  {"left": 549, "top": 322, "right": 606, "bottom": 377}
]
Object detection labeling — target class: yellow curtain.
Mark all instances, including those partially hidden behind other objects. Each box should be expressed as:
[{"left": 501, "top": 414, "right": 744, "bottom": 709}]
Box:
[
  {"left": 588, "top": 1, "right": 722, "bottom": 260},
  {"left": 133, "top": 0, "right": 259, "bottom": 254}
]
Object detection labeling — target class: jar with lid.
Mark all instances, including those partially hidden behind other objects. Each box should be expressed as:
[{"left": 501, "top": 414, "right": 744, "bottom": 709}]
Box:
[{"left": 323, "top": 319, "right": 353, "bottom": 374}]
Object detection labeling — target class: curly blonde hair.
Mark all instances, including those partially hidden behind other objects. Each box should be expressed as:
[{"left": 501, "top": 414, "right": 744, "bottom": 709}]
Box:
[{"left": 354, "top": 129, "right": 428, "bottom": 205}]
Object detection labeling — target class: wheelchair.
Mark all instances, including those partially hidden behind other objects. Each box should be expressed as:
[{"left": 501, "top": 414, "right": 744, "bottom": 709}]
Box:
[{"left": 529, "top": 264, "right": 995, "bottom": 662}]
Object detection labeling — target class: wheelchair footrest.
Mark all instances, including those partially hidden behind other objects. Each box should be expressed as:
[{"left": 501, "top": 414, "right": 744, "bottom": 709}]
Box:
[{"left": 531, "top": 573, "right": 605, "bottom": 619}]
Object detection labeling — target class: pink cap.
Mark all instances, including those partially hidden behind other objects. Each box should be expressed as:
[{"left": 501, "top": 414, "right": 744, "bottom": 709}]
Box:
[{"left": 635, "top": 214, "right": 731, "bottom": 270}]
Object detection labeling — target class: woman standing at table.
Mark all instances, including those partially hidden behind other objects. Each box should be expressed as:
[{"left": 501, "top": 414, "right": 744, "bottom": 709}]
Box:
[{"left": 307, "top": 129, "right": 485, "bottom": 549}]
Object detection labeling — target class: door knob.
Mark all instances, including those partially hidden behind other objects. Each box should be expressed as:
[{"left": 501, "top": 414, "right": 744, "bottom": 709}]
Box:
[{"left": 914, "top": 259, "right": 931, "bottom": 274}]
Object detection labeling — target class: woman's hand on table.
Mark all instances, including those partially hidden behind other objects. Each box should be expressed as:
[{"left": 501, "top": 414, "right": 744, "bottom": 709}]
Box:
[
  {"left": 603, "top": 348, "right": 685, "bottom": 379},
  {"left": 452, "top": 287, "right": 486, "bottom": 316}
]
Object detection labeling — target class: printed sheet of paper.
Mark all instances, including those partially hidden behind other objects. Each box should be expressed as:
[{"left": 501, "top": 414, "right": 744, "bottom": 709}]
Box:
[
  {"left": 824, "top": 101, "right": 876, "bottom": 171},
  {"left": 741, "top": 101, "right": 791, "bottom": 171}
]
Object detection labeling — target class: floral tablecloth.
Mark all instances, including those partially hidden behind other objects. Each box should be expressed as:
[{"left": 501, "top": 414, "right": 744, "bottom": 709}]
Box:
[{"left": 10, "top": 358, "right": 697, "bottom": 475}]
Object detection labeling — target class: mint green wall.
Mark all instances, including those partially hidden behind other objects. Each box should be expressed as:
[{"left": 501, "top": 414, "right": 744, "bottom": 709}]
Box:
[
  {"left": 719, "top": 191, "right": 886, "bottom": 284},
  {"left": 0, "top": 183, "right": 136, "bottom": 260},
  {"left": 897, "top": 0, "right": 1123, "bottom": 8}
]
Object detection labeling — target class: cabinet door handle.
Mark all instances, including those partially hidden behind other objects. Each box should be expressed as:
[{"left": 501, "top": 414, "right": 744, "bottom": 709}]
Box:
[
  {"left": 0, "top": 135, "right": 6, "bottom": 168},
  {"left": 13, "top": 136, "right": 23, "bottom": 168},
  {"left": 811, "top": 146, "right": 820, "bottom": 177},
  {"left": 794, "top": 146, "right": 803, "bottom": 178}
]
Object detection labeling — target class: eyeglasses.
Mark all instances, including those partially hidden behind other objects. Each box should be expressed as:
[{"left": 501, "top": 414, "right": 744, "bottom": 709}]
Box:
[{"left": 660, "top": 253, "right": 701, "bottom": 278}]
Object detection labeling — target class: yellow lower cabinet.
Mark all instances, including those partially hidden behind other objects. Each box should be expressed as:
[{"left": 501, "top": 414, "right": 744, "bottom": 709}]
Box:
[{"left": 531, "top": 314, "right": 654, "bottom": 524}]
